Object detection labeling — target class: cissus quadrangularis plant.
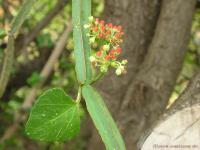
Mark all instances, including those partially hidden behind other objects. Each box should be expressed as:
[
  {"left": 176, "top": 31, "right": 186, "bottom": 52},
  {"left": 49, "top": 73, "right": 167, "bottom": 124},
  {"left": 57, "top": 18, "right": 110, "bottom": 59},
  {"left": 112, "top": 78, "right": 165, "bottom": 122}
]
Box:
[{"left": 25, "top": 0, "right": 127, "bottom": 149}]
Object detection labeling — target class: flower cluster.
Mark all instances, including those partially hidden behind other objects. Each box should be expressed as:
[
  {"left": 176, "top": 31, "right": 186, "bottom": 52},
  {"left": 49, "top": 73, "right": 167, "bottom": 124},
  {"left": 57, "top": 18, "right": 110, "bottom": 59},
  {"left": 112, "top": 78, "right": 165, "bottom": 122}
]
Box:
[{"left": 84, "top": 16, "right": 128, "bottom": 76}]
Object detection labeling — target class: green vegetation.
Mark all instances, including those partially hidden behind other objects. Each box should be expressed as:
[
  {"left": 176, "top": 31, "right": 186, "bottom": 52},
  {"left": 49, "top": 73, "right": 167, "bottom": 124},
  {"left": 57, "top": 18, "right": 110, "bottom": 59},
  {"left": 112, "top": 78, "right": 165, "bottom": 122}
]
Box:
[{"left": 0, "top": 0, "right": 199, "bottom": 149}]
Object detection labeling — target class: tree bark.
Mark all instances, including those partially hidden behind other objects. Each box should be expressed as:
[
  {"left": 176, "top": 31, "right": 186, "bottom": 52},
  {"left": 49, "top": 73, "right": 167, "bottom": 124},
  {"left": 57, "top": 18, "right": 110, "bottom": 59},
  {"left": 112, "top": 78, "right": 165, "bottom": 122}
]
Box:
[
  {"left": 86, "top": 0, "right": 196, "bottom": 149},
  {"left": 139, "top": 71, "right": 200, "bottom": 150}
]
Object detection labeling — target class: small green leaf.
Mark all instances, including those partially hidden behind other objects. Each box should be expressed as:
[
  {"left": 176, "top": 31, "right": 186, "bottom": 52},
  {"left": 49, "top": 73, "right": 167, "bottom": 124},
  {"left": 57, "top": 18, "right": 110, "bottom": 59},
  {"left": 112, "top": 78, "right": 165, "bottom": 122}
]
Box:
[
  {"left": 0, "top": 29, "right": 6, "bottom": 38},
  {"left": 27, "top": 72, "right": 41, "bottom": 86},
  {"left": 82, "top": 85, "right": 126, "bottom": 150},
  {"left": 36, "top": 33, "right": 53, "bottom": 48},
  {"left": 25, "top": 88, "right": 80, "bottom": 142}
]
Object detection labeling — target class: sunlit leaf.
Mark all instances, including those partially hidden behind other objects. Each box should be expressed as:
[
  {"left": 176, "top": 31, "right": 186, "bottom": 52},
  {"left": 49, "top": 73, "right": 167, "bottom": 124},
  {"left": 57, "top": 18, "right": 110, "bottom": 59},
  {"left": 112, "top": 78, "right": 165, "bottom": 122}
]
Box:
[
  {"left": 26, "top": 88, "right": 80, "bottom": 142},
  {"left": 82, "top": 85, "right": 126, "bottom": 150}
]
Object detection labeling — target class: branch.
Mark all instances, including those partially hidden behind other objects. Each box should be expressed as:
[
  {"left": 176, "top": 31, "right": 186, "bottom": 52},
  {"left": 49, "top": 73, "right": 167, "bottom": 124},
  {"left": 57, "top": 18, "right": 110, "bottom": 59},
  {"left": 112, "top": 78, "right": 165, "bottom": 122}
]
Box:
[
  {"left": 0, "top": 22, "right": 72, "bottom": 143},
  {"left": 2, "top": 0, "right": 13, "bottom": 21},
  {"left": 1, "top": 0, "right": 69, "bottom": 100},
  {"left": 0, "top": 35, "right": 14, "bottom": 99},
  {"left": 18, "top": 0, "right": 69, "bottom": 52},
  {"left": 0, "top": 0, "right": 37, "bottom": 98},
  {"left": 22, "top": 22, "right": 72, "bottom": 109}
]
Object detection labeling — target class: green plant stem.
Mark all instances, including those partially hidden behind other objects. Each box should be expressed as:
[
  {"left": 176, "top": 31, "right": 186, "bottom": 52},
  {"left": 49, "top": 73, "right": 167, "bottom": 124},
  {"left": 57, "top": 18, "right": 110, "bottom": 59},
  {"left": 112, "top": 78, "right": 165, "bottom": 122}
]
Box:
[
  {"left": 0, "top": 0, "right": 36, "bottom": 98},
  {"left": 76, "top": 86, "right": 82, "bottom": 103},
  {"left": 0, "top": 34, "right": 14, "bottom": 98},
  {"left": 90, "top": 72, "right": 105, "bottom": 84}
]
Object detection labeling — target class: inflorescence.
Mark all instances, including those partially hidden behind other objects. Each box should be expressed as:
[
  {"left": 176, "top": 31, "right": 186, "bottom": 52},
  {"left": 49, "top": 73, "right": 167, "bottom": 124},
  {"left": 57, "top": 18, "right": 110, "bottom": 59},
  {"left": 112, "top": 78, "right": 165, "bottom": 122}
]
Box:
[{"left": 84, "top": 16, "right": 128, "bottom": 76}]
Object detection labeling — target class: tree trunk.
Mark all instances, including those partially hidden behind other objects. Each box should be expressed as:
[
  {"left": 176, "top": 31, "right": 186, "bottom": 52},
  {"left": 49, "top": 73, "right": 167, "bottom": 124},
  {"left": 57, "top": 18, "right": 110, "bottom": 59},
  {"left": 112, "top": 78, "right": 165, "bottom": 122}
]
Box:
[
  {"left": 139, "top": 71, "right": 200, "bottom": 150},
  {"left": 86, "top": 0, "right": 196, "bottom": 149}
]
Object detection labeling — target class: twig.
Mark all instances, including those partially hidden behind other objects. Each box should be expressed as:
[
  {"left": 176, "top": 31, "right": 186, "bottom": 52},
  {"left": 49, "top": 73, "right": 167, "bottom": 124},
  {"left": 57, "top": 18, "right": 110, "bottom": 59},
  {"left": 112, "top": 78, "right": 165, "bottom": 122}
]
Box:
[
  {"left": 0, "top": 22, "right": 72, "bottom": 143},
  {"left": 20, "top": 0, "right": 69, "bottom": 52},
  {"left": 1, "top": 0, "right": 70, "bottom": 99},
  {"left": 2, "top": 0, "right": 13, "bottom": 21},
  {"left": 0, "top": 0, "right": 68, "bottom": 97},
  {"left": 0, "top": 35, "right": 14, "bottom": 98},
  {"left": 22, "top": 22, "right": 72, "bottom": 109},
  {"left": 76, "top": 86, "right": 82, "bottom": 103},
  {"left": 0, "top": 0, "right": 37, "bottom": 98}
]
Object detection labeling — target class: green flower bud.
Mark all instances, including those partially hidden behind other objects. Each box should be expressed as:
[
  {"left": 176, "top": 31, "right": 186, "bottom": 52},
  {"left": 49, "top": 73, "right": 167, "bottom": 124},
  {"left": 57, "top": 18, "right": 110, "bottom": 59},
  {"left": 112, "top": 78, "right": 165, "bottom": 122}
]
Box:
[
  {"left": 116, "top": 66, "right": 126, "bottom": 76},
  {"left": 84, "top": 24, "right": 90, "bottom": 29},
  {"left": 122, "top": 59, "right": 128, "bottom": 65},
  {"left": 100, "top": 66, "right": 108, "bottom": 73},
  {"left": 111, "top": 62, "right": 118, "bottom": 68},
  {"left": 115, "top": 68, "right": 122, "bottom": 76},
  {"left": 88, "top": 16, "right": 94, "bottom": 22},
  {"left": 103, "top": 44, "right": 110, "bottom": 51},
  {"left": 89, "top": 56, "right": 96, "bottom": 62},
  {"left": 89, "top": 37, "right": 95, "bottom": 44}
]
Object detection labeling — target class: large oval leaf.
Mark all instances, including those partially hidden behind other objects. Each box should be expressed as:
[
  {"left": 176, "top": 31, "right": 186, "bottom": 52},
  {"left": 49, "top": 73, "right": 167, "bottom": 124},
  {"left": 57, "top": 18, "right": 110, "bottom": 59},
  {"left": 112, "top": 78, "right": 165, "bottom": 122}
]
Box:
[
  {"left": 82, "top": 85, "right": 126, "bottom": 150},
  {"left": 25, "top": 88, "right": 80, "bottom": 142}
]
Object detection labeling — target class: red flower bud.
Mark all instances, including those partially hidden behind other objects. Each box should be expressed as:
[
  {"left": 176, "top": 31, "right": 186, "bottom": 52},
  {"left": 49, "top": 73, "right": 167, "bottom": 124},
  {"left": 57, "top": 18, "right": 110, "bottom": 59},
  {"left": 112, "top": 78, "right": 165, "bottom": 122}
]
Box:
[
  {"left": 110, "top": 49, "right": 116, "bottom": 55},
  {"left": 117, "top": 25, "right": 122, "bottom": 31},
  {"left": 116, "top": 48, "right": 122, "bottom": 53},
  {"left": 101, "top": 26, "right": 106, "bottom": 31},
  {"left": 108, "top": 23, "right": 113, "bottom": 28},
  {"left": 96, "top": 51, "right": 102, "bottom": 57},
  {"left": 113, "top": 26, "right": 117, "bottom": 29},
  {"left": 106, "top": 30, "right": 111, "bottom": 35},
  {"left": 93, "top": 26, "right": 98, "bottom": 32},
  {"left": 96, "top": 18, "right": 99, "bottom": 22},
  {"left": 111, "top": 54, "right": 116, "bottom": 60},
  {"left": 100, "top": 20, "right": 105, "bottom": 25},
  {"left": 99, "top": 33, "right": 104, "bottom": 38},
  {"left": 105, "top": 55, "right": 110, "bottom": 60},
  {"left": 115, "top": 33, "right": 121, "bottom": 39}
]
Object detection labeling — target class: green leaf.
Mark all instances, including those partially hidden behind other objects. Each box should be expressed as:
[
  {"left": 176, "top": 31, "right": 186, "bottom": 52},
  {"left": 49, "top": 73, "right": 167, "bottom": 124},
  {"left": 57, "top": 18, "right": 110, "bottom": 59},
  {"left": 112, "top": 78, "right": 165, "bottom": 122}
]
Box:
[
  {"left": 27, "top": 72, "right": 41, "bottom": 86},
  {"left": 10, "top": 0, "right": 36, "bottom": 34},
  {"left": 36, "top": 33, "right": 53, "bottom": 48},
  {"left": 0, "top": 29, "right": 6, "bottom": 38},
  {"left": 25, "top": 88, "right": 80, "bottom": 142},
  {"left": 72, "top": 0, "right": 86, "bottom": 84},
  {"left": 81, "top": 0, "right": 92, "bottom": 82},
  {"left": 82, "top": 85, "right": 126, "bottom": 150}
]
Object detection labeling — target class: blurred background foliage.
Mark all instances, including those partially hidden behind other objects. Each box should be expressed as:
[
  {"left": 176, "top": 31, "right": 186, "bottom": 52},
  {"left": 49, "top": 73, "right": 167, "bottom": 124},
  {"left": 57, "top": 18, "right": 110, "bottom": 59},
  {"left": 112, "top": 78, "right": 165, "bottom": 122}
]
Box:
[
  {"left": 0, "top": 0, "right": 199, "bottom": 149},
  {"left": 0, "top": 0, "right": 104, "bottom": 149}
]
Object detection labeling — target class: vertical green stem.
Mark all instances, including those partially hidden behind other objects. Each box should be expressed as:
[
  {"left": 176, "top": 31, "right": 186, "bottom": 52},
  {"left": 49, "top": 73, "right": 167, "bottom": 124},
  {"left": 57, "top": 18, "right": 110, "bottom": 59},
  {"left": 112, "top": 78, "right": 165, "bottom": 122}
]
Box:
[
  {"left": 76, "top": 86, "right": 82, "bottom": 103},
  {"left": 0, "top": 35, "right": 14, "bottom": 97},
  {"left": 0, "top": 0, "right": 37, "bottom": 98}
]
